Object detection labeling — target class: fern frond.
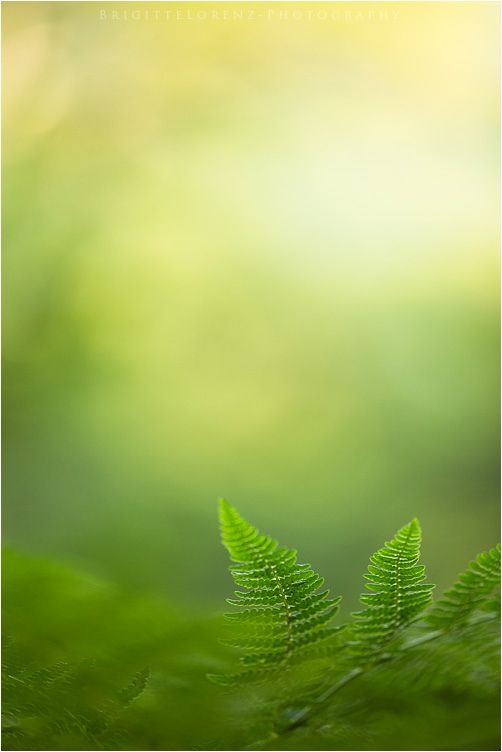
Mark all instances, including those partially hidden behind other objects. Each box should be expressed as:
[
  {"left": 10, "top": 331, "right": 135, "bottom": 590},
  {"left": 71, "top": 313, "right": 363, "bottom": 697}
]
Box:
[
  {"left": 351, "top": 518, "right": 434, "bottom": 659},
  {"left": 425, "top": 544, "right": 500, "bottom": 630},
  {"left": 212, "top": 499, "right": 342, "bottom": 683},
  {"left": 1, "top": 644, "right": 150, "bottom": 751},
  {"left": 117, "top": 666, "right": 150, "bottom": 708}
]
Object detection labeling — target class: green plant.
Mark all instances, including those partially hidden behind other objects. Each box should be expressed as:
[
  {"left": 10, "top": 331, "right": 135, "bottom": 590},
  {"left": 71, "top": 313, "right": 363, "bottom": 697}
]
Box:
[
  {"left": 2, "top": 505, "right": 500, "bottom": 751},
  {"left": 214, "top": 499, "right": 501, "bottom": 749},
  {"left": 2, "top": 648, "right": 149, "bottom": 750},
  {"left": 208, "top": 499, "right": 342, "bottom": 685},
  {"left": 1, "top": 548, "right": 234, "bottom": 752}
]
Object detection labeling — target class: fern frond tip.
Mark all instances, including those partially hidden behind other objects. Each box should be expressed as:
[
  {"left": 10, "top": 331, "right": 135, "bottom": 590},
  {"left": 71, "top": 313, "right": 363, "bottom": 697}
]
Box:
[
  {"left": 218, "top": 497, "right": 230, "bottom": 514},
  {"left": 401, "top": 517, "right": 421, "bottom": 535},
  {"left": 218, "top": 498, "right": 239, "bottom": 526}
]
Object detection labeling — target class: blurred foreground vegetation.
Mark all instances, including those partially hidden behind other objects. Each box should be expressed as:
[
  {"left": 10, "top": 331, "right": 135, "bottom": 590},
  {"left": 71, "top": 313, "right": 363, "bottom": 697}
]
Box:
[{"left": 3, "top": 538, "right": 500, "bottom": 751}]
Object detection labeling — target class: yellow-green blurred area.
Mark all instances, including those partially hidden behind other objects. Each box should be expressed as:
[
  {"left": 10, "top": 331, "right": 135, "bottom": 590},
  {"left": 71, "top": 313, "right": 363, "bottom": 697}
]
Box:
[{"left": 3, "top": 1, "right": 500, "bottom": 612}]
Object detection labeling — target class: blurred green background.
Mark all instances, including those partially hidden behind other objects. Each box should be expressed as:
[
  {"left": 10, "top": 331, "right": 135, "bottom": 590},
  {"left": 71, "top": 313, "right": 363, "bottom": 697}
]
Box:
[{"left": 2, "top": 1, "right": 500, "bottom": 615}]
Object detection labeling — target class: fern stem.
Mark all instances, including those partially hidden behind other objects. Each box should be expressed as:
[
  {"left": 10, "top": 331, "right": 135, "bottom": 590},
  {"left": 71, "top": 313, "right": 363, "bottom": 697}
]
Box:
[
  {"left": 268, "top": 560, "right": 294, "bottom": 660},
  {"left": 402, "top": 612, "right": 498, "bottom": 650},
  {"left": 281, "top": 666, "right": 364, "bottom": 732},
  {"left": 313, "top": 665, "right": 365, "bottom": 706},
  {"left": 280, "top": 610, "right": 500, "bottom": 738}
]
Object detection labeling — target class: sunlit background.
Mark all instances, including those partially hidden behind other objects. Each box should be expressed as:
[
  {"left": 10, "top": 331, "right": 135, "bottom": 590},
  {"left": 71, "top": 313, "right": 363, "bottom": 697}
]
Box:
[{"left": 3, "top": 1, "right": 500, "bottom": 614}]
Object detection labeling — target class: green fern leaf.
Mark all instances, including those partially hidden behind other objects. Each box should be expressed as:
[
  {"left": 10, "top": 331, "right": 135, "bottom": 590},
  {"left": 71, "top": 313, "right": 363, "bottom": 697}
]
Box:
[
  {"left": 351, "top": 518, "right": 434, "bottom": 659},
  {"left": 117, "top": 666, "right": 150, "bottom": 707},
  {"left": 211, "top": 499, "right": 342, "bottom": 683},
  {"left": 426, "top": 544, "right": 500, "bottom": 630}
]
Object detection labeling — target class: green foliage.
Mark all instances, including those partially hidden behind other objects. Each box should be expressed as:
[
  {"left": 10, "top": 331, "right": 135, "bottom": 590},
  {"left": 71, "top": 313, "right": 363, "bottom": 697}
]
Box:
[
  {"left": 216, "top": 503, "right": 500, "bottom": 750},
  {"left": 351, "top": 518, "right": 434, "bottom": 658},
  {"left": 2, "top": 647, "right": 149, "bottom": 750},
  {"left": 210, "top": 499, "right": 341, "bottom": 684},
  {"left": 426, "top": 544, "right": 501, "bottom": 629},
  {"left": 2, "top": 505, "right": 500, "bottom": 751},
  {"left": 1, "top": 549, "right": 241, "bottom": 751}
]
